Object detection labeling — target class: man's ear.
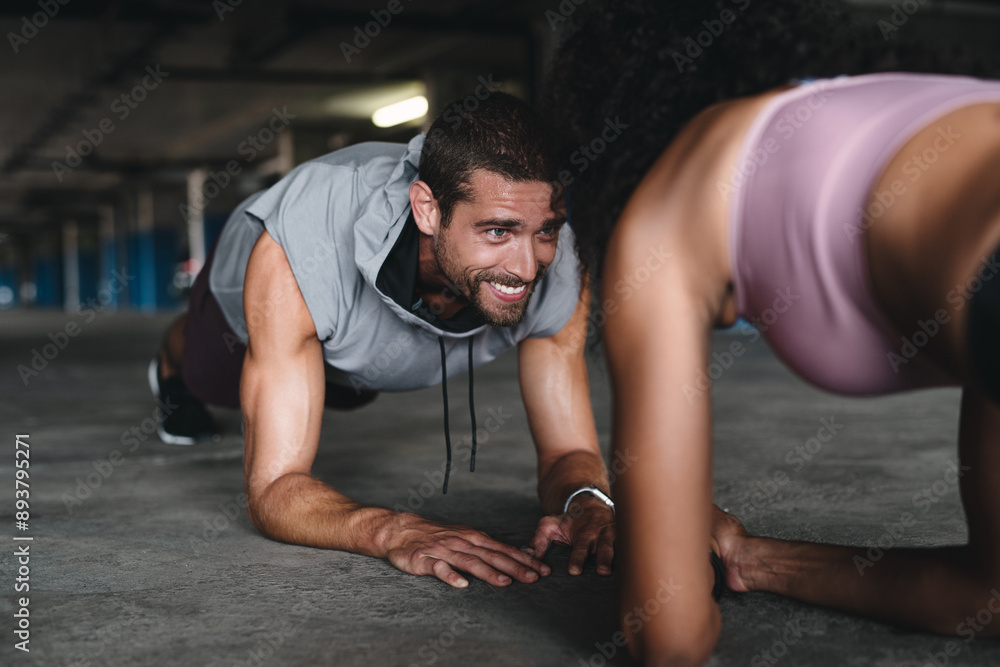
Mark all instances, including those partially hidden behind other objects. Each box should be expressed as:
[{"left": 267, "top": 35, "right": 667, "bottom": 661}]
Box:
[{"left": 409, "top": 181, "right": 440, "bottom": 236}]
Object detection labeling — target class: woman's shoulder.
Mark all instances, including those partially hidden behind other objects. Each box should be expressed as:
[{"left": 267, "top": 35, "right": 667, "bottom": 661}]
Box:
[
  {"left": 621, "top": 88, "right": 784, "bottom": 235},
  {"left": 607, "top": 88, "right": 793, "bottom": 322}
]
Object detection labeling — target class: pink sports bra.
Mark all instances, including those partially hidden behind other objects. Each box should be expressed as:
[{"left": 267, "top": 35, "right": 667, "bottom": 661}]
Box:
[{"left": 727, "top": 72, "right": 1000, "bottom": 395}]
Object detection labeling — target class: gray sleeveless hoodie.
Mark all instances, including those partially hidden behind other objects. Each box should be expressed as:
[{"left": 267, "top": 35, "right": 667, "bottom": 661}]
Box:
[{"left": 208, "top": 133, "right": 581, "bottom": 396}]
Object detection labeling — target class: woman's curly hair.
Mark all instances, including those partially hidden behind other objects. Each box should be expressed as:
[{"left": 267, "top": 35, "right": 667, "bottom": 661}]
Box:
[{"left": 544, "top": 0, "right": 990, "bottom": 284}]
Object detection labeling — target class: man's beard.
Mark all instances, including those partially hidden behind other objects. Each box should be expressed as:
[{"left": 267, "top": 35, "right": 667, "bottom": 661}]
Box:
[{"left": 434, "top": 242, "right": 546, "bottom": 328}]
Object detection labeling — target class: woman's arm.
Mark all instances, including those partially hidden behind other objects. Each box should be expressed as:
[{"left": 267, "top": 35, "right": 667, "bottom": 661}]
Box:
[
  {"left": 722, "top": 386, "right": 1000, "bottom": 637},
  {"left": 598, "top": 94, "right": 770, "bottom": 665},
  {"left": 603, "top": 198, "right": 727, "bottom": 665}
]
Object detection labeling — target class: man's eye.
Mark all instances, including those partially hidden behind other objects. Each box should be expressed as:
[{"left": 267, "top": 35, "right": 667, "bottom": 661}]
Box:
[
  {"left": 488, "top": 228, "right": 508, "bottom": 238},
  {"left": 539, "top": 227, "right": 556, "bottom": 236}
]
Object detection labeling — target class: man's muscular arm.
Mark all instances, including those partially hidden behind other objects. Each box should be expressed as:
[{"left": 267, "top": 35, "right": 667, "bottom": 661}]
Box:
[
  {"left": 241, "top": 230, "right": 549, "bottom": 587},
  {"left": 241, "top": 231, "right": 393, "bottom": 554},
  {"left": 520, "top": 284, "right": 616, "bottom": 575}
]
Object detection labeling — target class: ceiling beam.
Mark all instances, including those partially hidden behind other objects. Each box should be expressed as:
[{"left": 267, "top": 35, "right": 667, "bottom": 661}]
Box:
[
  {"left": 164, "top": 67, "right": 417, "bottom": 85},
  {"left": 1, "top": 23, "right": 177, "bottom": 174},
  {"left": 0, "top": 1, "right": 215, "bottom": 23}
]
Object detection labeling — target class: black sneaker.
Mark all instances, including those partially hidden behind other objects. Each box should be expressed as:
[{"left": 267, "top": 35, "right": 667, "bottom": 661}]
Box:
[{"left": 147, "top": 358, "right": 219, "bottom": 445}]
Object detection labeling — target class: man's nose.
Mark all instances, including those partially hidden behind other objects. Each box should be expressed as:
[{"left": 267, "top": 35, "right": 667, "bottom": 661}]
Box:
[{"left": 505, "top": 239, "right": 538, "bottom": 284}]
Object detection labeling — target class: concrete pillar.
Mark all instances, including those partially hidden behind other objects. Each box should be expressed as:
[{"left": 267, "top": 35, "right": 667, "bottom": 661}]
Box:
[
  {"left": 0, "top": 232, "right": 16, "bottom": 309},
  {"left": 31, "top": 230, "right": 60, "bottom": 307},
  {"left": 98, "top": 204, "right": 117, "bottom": 311},
  {"left": 186, "top": 168, "right": 207, "bottom": 272},
  {"left": 277, "top": 127, "right": 294, "bottom": 176},
  {"left": 136, "top": 184, "right": 157, "bottom": 312},
  {"left": 258, "top": 129, "right": 294, "bottom": 177},
  {"left": 62, "top": 220, "right": 79, "bottom": 312}
]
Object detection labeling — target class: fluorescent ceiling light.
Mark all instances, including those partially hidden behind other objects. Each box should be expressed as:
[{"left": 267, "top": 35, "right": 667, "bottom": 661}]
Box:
[
  {"left": 323, "top": 81, "right": 425, "bottom": 118},
  {"left": 372, "top": 96, "right": 428, "bottom": 128}
]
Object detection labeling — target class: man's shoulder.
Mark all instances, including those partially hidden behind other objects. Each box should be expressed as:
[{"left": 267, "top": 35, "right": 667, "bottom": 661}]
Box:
[
  {"left": 248, "top": 139, "right": 417, "bottom": 221},
  {"left": 305, "top": 141, "right": 413, "bottom": 175},
  {"left": 241, "top": 139, "right": 423, "bottom": 344}
]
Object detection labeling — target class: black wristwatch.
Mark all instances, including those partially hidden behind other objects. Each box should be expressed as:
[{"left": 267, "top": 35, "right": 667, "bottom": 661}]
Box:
[{"left": 710, "top": 551, "right": 727, "bottom": 601}]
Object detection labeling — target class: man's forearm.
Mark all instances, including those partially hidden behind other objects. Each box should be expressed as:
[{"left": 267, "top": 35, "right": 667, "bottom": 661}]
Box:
[
  {"left": 538, "top": 449, "right": 612, "bottom": 515},
  {"left": 248, "top": 472, "right": 399, "bottom": 557}
]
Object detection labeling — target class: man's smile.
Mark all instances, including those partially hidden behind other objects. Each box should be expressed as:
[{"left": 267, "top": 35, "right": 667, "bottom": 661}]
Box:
[{"left": 485, "top": 280, "right": 529, "bottom": 303}]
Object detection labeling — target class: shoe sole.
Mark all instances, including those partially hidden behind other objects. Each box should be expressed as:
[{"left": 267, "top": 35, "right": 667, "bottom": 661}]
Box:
[{"left": 147, "top": 358, "right": 197, "bottom": 446}]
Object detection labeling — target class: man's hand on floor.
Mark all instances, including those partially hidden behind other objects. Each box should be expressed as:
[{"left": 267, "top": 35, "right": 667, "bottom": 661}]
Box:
[
  {"left": 527, "top": 495, "right": 615, "bottom": 576},
  {"left": 383, "top": 513, "right": 551, "bottom": 588}
]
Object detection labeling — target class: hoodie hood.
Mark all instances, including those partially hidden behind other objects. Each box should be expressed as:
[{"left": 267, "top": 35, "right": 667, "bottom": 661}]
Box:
[{"left": 353, "top": 132, "right": 489, "bottom": 339}]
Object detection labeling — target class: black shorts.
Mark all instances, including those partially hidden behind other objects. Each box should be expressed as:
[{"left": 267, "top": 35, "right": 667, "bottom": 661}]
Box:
[
  {"left": 181, "top": 238, "right": 378, "bottom": 411},
  {"left": 968, "top": 246, "right": 1000, "bottom": 403}
]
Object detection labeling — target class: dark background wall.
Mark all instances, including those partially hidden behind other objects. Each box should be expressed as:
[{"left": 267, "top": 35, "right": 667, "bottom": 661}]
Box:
[{"left": 0, "top": 0, "right": 997, "bottom": 313}]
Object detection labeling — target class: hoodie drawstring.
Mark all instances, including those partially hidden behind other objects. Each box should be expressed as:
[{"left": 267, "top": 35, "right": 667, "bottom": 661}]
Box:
[
  {"left": 438, "top": 336, "right": 477, "bottom": 494},
  {"left": 468, "top": 338, "right": 477, "bottom": 473},
  {"left": 438, "top": 337, "right": 453, "bottom": 494}
]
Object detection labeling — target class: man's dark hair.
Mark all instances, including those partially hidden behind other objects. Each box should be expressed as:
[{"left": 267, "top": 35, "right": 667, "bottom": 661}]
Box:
[
  {"left": 544, "top": 0, "right": 994, "bottom": 283},
  {"left": 419, "top": 91, "right": 560, "bottom": 225}
]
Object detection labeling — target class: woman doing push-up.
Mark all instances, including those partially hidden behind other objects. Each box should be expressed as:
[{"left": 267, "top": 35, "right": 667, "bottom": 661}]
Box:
[{"left": 549, "top": 1, "right": 1000, "bottom": 664}]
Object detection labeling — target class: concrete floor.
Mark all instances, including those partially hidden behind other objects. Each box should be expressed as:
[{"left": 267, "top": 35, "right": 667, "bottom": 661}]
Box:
[{"left": 2, "top": 309, "right": 1000, "bottom": 666}]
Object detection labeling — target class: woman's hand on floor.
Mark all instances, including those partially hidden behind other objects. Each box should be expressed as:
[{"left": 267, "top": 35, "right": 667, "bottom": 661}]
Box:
[{"left": 712, "top": 504, "right": 753, "bottom": 594}]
